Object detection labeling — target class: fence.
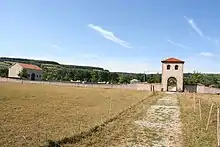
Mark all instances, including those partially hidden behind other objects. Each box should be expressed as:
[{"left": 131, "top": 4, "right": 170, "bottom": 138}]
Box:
[
  {"left": 0, "top": 77, "right": 160, "bottom": 92},
  {"left": 185, "top": 85, "right": 220, "bottom": 94},
  {"left": 2, "top": 77, "right": 219, "bottom": 94}
]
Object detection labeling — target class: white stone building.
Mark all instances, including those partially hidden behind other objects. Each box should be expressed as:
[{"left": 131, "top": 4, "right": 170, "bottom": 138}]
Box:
[
  {"left": 161, "top": 58, "right": 185, "bottom": 92},
  {"left": 8, "top": 63, "right": 42, "bottom": 81}
]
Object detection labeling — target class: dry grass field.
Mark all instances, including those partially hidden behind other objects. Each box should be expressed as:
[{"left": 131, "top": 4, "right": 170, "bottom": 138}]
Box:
[
  {"left": 0, "top": 83, "right": 153, "bottom": 147},
  {"left": 179, "top": 93, "right": 220, "bottom": 147}
]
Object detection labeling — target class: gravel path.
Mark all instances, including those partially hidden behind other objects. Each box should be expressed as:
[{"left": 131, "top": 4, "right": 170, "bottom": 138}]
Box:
[
  {"left": 126, "top": 93, "right": 182, "bottom": 147},
  {"left": 60, "top": 94, "right": 182, "bottom": 147}
]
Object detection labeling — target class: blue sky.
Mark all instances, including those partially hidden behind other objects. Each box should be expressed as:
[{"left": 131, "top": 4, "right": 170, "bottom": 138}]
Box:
[{"left": 0, "top": 0, "right": 220, "bottom": 73}]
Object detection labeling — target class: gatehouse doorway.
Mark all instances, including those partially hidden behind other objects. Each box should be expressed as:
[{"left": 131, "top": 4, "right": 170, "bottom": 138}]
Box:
[{"left": 167, "top": 77, "right": 177, "bottom": 92}]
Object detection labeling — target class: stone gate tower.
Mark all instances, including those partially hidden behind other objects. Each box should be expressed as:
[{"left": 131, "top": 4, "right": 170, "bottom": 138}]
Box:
[{"left": 161, "top": 58, "right": 185, "bottom": 92}]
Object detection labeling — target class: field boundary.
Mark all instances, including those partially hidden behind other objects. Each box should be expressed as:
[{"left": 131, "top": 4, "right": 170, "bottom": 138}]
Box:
[
  {"left": 43, "top": 92, "right": 160, "bottom": 147},
  {"left": 2, "top": 77, "right": 220, "bottom": 94},
  {"left": 0, "top": 77, "right": 161, "bottom": 92}
]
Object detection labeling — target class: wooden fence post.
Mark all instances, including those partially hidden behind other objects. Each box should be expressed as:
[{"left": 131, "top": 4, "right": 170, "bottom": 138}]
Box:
[
  {"left": 109, "top": 96, "right": 112, "bottom": 119},
  {"left": 193, "top": 92, "right": 196, "bottom": 112},
  {"left": 217, "top": 107, "right": 220, "bottom": 146},
  {"left": 206, "top": 103, "right": 214, "bottom": 130},
  {"left": 199, "top": 98, "right": 202, "bottom": 122}
]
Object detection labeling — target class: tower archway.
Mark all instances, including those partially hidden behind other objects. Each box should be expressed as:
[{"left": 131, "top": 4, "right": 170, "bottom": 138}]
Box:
[
  {"left": 31, "top": 73, "right": 35, "bottom": 81},
  {"left": 167, "top": 77, "right": 177, "bottom": 92}
]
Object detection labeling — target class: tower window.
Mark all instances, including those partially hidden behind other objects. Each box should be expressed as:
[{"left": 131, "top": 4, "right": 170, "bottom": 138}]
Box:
[
  {"left": 175, "top": 65, "right": 179, "bottom": 70},
  {"left": 167, "top": 65, "right": 171, "bottom": 70}
]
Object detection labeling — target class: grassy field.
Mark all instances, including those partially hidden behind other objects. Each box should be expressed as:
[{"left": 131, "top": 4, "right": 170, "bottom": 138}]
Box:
[
  {"left": 0, "top": 83, "right": 153, "bottom": 147},
  {"left": 179, "top": 93, "right": 220, "bottom": 147},
  {"left": 0, "top": 61, "right": 12, "bottom": 69},
  {"left": 5, "top": 82, "right": 220, "bottom": 147}
]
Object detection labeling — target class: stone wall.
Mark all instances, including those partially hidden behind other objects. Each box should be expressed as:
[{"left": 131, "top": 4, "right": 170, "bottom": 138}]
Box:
[
  {"left": 2, "top": 77, "right": 219, "bottom": 94},
  {"left": 197, "top": 85, "right": 220, "bottom": 94},
  {"left": 184, "top": 85, "right": 197, "bottom": 93},
  {"left": 0, "top": 77, "right": 161, "bottom": 92},
  {"left": 184, "top": 84, "right": 220, "bottom": 94}
]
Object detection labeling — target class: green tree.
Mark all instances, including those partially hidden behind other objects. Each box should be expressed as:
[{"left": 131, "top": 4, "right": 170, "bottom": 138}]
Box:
[
  {"left": 18, "top": 69, "right": 28, "bottom": 79},
  {"left": 0, "top": 68, "right": 8, "bottom": 77},
  {"left": 110, "top": 72, "right": 119, "bottom": 84},
  {"left": 153, "top": 73, "right": 161, "bottom": 83},
  {"left": 83, "top": 70, "right": 92, "bottom": 82},
  {"left": 190, "top": 71, "right": 203, "bottom": 84},
  {"left": 146, "top": 74, "right": 155, "bottom": 83},
  {"left": 98, "top": 71, "right": 110, "bottom": 82},
  {"left": 69, "top": 70, "right": 75, "bottom": 81},
  {"left": 119, "top": 74, "right": 130, "bottom": 84},
  {"left": 91, "top": 70, "right": 99, "bottom": 82},
  {"left": 73, "top": 69, "right": 83, "bottom": 81},
  {"left": 137, "top": 74, "right": 146, "bottom": 82}
]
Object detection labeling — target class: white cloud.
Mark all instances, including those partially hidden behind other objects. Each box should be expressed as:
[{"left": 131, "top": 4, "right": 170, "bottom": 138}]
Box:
[
  {"left": 51, "top": 44, "right": 61, "bottom": 49},
  {"left": 88, "top": 24, "right": 132, "bottom": 48},
  {"left": 184, "top": 16, "right": 204, "bottom": 37},
  {"left": 198, "top": 52, "right": 215, "bottom": 57},
  {"left": 207, "top": 36, "right": 219, "bottom": 45},
  {"left": 184, "top": 16, "right": 220, "bottom": 45},
  {"left": 100, "top": 60, "right": 152, "bottom": 73},
  {"left": 185, "top": 56, "right": 220, "bottom": 73},
  {"left": 167, "top": 39, "right": 192, "bottom": 49}
]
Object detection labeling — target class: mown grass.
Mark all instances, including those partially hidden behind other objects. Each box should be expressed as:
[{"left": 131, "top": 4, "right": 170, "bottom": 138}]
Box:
[
  {"left": 179, "top": 93, "right": 220, "bottom": 147},
  {"left": 0, "top": 83, "right": 152, "bottom": 147}
]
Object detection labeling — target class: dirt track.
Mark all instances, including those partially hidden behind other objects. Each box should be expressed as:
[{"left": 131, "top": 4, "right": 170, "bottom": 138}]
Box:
[
  {"left": 48, "top": 93, "right": 182, "bottom": 147},
  {"left": 130, "top": 93, "right": 182, "bottom": 146}
]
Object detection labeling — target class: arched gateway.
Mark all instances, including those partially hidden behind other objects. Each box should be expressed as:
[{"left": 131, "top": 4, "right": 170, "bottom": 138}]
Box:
[{"left": 161, "top": 58, "right": 185, "bottom": 92}]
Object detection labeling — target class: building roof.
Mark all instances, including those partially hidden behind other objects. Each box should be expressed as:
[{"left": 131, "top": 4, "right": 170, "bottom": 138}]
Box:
[
  {"left": 161, "top": 57, "right": 185, "bottom": 63},
  {"left": 18, "top": 63, "right": 42, "bottom": 71}
]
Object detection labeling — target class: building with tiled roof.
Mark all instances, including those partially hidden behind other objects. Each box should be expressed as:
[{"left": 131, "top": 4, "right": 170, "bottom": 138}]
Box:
[
  {"left": 161, "top": 57, "right": 185, "bottom": 63},
  {"left": 161, "top": 57, "right": 185, "bottom": 92},
  {"left": 18, "top": 63, "right": 42, "bottom": 71},
  {"left": 8, "top": 63, "right": 42, "bottom": 81}
]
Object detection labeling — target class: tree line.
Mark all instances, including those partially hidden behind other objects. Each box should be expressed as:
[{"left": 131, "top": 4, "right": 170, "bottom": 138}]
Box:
[
  {"left": 42, "top": 67, "right": 146, "bottom": 84},
  {"left": 0, "top": 57, "right": 220, "bottom": 87},
  {"left": 0, "top": 57, "right": 104, "bottom": 71},
  {"left": 0, "top": 68, "right": 8, "bottom": 77},
  {"left": 184, "top": 72, "right": 220, "bottom": 88},
  {"left": 1, "top": 64, "right": 220, "bottom": 87}
]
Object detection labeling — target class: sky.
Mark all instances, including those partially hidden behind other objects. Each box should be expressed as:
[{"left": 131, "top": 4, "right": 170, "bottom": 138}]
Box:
[{"left": 0, "top": 0, "right": 220, "bottom": 73}]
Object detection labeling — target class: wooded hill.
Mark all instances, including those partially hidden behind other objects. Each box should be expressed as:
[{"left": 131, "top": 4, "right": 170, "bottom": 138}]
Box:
[
  {"left": 0, "top": 57, "right": 104, "bottom": 71},
  {"left": 0, "top": 57, "right": 220, "bottom": 88}
]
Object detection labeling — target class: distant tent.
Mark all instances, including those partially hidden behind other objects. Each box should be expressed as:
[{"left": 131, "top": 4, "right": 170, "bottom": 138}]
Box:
[
  {"left": 130, "top": 79, "right": 139, "bottom": 84},
  {"left": 197, "top": 83, "right": 204, "bottom": 86},
  {"left": 209, "top": 84, "right": 215, "bottom": 88}
]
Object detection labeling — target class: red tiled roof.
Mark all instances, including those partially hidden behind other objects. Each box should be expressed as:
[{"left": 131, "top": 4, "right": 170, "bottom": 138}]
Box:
[
  {"left": 18, "top": 63, "right": 42, "bottom": 71},
  {"left": 161, "top": 58, "right": 185, "bottom": 63}
]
